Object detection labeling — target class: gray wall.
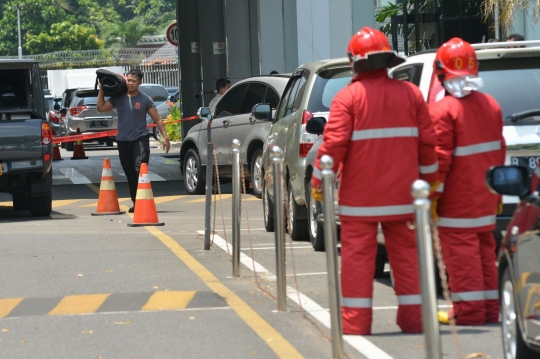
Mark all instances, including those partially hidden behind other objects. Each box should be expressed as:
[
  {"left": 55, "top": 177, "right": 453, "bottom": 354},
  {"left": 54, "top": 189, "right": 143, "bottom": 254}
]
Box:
[{"left": 224, "top": 0, "right": 252, "bottom": 83}]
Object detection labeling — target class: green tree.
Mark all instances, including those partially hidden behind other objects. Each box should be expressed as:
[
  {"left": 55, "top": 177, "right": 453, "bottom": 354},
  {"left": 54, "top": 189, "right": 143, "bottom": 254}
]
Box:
[
  {"left": 25, "top": 21, "right": 103, "bottom": 54},
  {"left": 482, "top": 0, "right": 539, "bottom": 29},
  {"left": 102, "top": 17, "right": 154, "bottom": 47}
]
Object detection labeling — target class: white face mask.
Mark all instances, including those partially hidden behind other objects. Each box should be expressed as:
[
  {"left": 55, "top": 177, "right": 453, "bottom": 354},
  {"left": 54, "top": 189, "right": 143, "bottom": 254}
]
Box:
[{"left": 443, "top": 76, "right": 484, "bottom": 98}]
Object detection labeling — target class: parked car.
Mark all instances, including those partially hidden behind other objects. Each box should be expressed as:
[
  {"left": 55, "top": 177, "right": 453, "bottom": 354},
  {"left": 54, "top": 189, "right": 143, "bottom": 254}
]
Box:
[
  {"left": 260, "top": 58, "right": 353, "bottom": 241},
  {"left": 0, "top": 59, "right": 53, "bottom": 216},
  {"left": 165, "top": 86, "right": 179, "bottom": 96},
  {"left": 63, "top": 88, "right": 117, "bottom": 151},
  {"left": 389, "top": 40, "right": 540, "bottom": 244},
  {"left": 139, "top": 84, "right": 171, "bottom": 139},
  {"left": 58, "top": 88, "right": 80, "bottom": 139},
  {"left": 179, "top": 74, "right": 290, "bottom": 196},
  {"left": 147, "top": 90, "right": 180, "bottom": 141},
  {"left": 485, "top": 164, "right": 540, "bottom": 359},
  {"left": 46, "top": 96, "right": 63, "bottom": 135}
]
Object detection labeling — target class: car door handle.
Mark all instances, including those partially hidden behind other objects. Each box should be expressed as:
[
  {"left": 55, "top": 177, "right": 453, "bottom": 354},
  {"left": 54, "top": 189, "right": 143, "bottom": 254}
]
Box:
[{"left": 223, "top": 119, "right": 231, "bottom": 126}]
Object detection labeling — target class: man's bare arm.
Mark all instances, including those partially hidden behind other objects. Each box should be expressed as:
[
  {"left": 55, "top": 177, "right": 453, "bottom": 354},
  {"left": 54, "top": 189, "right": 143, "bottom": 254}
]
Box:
[
  {"left": 147, "top": 106, "right": 171, "bottom": 154},
  {"left": 96, "top": 85, "right": 114, "bottom": 112}
]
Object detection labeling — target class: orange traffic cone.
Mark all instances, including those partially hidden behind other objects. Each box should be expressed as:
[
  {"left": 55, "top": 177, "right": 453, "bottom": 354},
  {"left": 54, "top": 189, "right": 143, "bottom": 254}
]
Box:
[
  {"left": 52, "top": 130, "right": 63, "bottom": 161},
  {"left": 127, "top": 163, "right": 164, "bottom": 227},
  {"left": 92, "top": 158, "right": 125, "bottom": 216},
  {"left": 71, "top": 128, "right": 88, "bottom": 160}
]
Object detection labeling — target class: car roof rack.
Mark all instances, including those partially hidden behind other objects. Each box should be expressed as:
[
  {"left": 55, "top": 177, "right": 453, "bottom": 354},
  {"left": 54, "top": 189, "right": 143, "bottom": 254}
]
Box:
[{"left": 471, "top": 40, "right": 540, "bottom": 49}]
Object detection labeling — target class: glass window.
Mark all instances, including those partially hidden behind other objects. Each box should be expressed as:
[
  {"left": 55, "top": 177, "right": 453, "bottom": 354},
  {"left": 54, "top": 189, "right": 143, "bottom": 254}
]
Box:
[
  {"left": 264, "top": 88, "right": 280, "bottom": 110},
  {"left": 292, "top": 72, "right": 309, "bottom": 110},
  {"left": 276, "top": 77, "right": 299, "bottom": 121},
  {"left": 138, "top": 86, "right": 169, "bottom": 102},
  {"left": 479, "top": 58, "right": 540, "bottom": 126},
  {"left": 0, "top": 69, "right": 28, "bottom": 109},
  {"left": 239, "top": 83, "right": 267, "bottom": 114},
  {"left": 214, "top": 83, "right": 248, "bottom": 118},
  {"left": 308, "top": 67, "right": 353, "bottom": 112},
  {"left": 283, "top": 76, "right": 303, "bottom": 117},
  {"left": 391, "top": 64, "right": 424, "bottom": 86}
]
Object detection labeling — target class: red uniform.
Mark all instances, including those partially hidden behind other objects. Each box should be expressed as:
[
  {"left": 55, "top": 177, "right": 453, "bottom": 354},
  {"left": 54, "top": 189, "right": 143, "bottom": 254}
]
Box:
[
  {"left": 430, "top": 91, "right": 505, "bottom": 324},
  {"left": 312, "top": 68, "right": 438, "bottom": 335}
]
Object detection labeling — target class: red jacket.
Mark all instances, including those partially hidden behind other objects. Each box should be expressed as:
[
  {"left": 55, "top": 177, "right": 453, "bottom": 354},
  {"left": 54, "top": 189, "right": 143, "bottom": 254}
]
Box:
[
  {"left": 429, "top": 91, "right": 506, "bottom": 231},
  {"left": 312, "top": 69, "right": 438, "bottom": 222}
]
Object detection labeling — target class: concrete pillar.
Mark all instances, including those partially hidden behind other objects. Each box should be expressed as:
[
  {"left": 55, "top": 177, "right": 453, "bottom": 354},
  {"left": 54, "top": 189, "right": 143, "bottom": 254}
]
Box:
[
  {"left": 353, "top": 0, "right": 374, "bottom": 32},
  {"left": 258, "top": 1, "right": 286, "bottom": 75},
  {"left": 224, "top": 0, "right": 252, "bottom": 83},
  {"left": 178, "top": 0, "right": 202, "bottom": 138}
]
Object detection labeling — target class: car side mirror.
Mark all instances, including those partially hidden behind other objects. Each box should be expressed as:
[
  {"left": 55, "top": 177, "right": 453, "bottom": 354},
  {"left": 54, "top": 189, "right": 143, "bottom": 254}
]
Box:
[
  {"left": 59, "top": 108, "right": 67, "bottom": 115},
  {"left": 53, "top": 104, "right": 61, "bottom": 111},
  {"left": 197, "top": 107, "right": 211, "bottom": 120},
  {"left": 485, "top": 165, "right": 530, "bottom": 197},
  {"left": 251, "top": 103, "right": 272, "bottom": 121},
  {"left": 306, "top": 117, "right": 326, "bottom": 135}
]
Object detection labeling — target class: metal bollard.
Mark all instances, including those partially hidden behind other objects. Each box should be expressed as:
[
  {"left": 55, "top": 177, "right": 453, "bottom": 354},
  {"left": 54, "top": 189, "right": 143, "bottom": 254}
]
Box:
[
  {"left": 204, "top": 119, "right": 213, "bottom": 251},
  {"left": 232, "top": 139, "right": 241, "bottom": 277},
  {"left": 271, "top": 146, "right": 286, "bottom": 312},
  {"left": 411, "top": 180, "right": 442, "bottom": 359},
  {"left": 320, "top": 155, "right": 345, "bottom": 359}
]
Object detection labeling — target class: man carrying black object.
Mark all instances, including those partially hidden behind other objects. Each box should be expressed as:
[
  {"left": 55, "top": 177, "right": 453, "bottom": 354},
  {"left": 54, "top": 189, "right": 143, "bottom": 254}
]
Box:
[{"left": 97, "top": 69, "right": 171, "bottom": 213}]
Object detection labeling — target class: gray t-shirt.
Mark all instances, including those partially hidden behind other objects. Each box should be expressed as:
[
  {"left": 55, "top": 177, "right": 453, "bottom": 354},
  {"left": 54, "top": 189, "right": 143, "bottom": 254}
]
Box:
[{"left": 109, "top": 92, "right": 155, "bottom": 141}]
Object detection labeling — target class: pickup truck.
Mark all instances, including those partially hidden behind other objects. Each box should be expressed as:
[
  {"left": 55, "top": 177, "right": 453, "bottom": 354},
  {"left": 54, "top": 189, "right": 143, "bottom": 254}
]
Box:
[{"left": 0, "top": 60, "right": 53, "bottom": 216}]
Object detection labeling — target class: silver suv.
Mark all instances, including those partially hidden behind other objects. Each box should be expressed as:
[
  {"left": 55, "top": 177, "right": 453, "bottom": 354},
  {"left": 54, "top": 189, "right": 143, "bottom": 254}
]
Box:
[
  {"left": 179, "top": 75, "right": 290, "bottom": 195},
  {"left": 261, "top": 58, "right": 353, "bottom": 241}
]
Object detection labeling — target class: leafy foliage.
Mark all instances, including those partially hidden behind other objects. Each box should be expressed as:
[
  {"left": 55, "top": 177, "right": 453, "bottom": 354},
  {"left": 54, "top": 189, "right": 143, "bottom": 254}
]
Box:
[
  {"left": 164, "top": 100, "right": 181, "bottom": 142},
  {"left": 482, "top": 0, "right": 539, "bottom": 29}
]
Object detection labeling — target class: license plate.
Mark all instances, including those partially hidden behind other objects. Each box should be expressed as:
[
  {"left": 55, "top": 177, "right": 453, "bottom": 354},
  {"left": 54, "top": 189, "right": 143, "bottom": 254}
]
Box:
[
  {"left": 90, "top": 120, "right": 108, "bottom": 128},
  {"left": 511, "top": 156, "right": 540, "bottom": 170}
]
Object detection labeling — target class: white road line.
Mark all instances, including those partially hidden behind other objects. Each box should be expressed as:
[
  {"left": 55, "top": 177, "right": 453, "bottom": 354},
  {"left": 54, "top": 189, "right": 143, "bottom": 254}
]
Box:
[
  {"left": 213, "top": 228, "right": 267, "bottom": 232},
  {"left": 197, "top": 231, "right": 394, "bottom": 359},
  {"left": 291, "top": 272, "right": 328, "bottom": 276},
  {"left": 148, "top": 171, "right": 166, "bottom": 181},
  {"left": 58, "top": 168, "right": 92, "bottom": 184},
  {"left": 241, "top": 246, "right": 313, "bottom": 251}
]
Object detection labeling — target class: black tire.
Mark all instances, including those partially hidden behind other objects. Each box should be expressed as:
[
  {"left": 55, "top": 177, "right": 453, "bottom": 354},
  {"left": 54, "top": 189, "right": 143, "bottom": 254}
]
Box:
[
  {"left": 262, "top": 179, "right": 274, "bottom": 232},
  {"left": 29, "top": 194, "right": 52, "bottom": 217},
  {"left": 66, "top": 141, "right": 74, "bottom": 151},
  {"left": 250, "top": 148, "right": 263, "bottom": 198},
  {"left": 375, "top": 246, "right": 386, "bottom": 279},
  {"left": 183, "top": 149, "right": 205, "bottom": 195},
  {"left": 287, "top": 184, "right": 309, "bottom": 241},
  {"left": 306, "top": 181, "right": 325, "bottom": 251},
  {"left": 12, "top": 193, "right": 30, "bottom": 211},
  {"left": 105, "top": 139, "right": 114, "bottom": 147},
  {"left": 501, "top": 266, "right": 538, "bottom": 359}
]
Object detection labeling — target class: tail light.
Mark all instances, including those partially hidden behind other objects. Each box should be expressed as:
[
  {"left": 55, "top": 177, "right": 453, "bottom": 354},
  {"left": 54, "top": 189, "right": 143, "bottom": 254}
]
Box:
[
  {"left": 299, "top": 110, "right": 317, "bottom": 157},
  {"left": 69, "top": 106, "right": 87, "bottom": 115},
  {"left": 42, "top": 122, "right": 52, "bottom": 146},
  {"left": 49, "top": 111, "right": 60, "bottom": 124}
]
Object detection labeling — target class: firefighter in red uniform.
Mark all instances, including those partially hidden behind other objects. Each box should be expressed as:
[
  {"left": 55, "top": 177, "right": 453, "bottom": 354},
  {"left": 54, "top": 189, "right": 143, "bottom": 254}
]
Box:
[
  {"left": 311, "top": 27, "right": 439, "bottom": 335},
  {"left": 429, "top": 38, "right": 506, "bottom": 325}
]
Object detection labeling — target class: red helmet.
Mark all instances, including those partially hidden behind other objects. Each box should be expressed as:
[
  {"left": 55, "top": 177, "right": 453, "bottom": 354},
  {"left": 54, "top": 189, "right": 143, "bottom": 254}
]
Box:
[
  {"left": 347, "top": 27, "right": 405, "bottom": 73},
  {"left": 434, "top": 38, "right": 478, "bottom": 81}
]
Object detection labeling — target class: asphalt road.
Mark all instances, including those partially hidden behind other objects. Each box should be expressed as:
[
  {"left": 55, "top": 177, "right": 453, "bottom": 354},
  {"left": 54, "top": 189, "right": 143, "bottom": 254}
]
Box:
[{"left": 0, "top": 142, "right": 504, "bottom": 359}]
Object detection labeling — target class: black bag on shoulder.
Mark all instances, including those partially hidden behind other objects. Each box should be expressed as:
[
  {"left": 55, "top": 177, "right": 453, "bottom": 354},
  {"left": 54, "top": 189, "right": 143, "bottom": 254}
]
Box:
[{"left": 95, "top": 69, "right": 127, "bottom": 96}]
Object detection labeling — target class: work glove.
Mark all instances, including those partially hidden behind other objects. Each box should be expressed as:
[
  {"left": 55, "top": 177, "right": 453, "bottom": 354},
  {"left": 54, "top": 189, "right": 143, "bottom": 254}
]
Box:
[
  {"left": 312, "top": 188, "right": 323, "bottom": 202},
  {"left": 431, "top": 198, "right": 439, "bottom": 223},
  {"left": 497, "top": 202, "right": 503, "bottom": 215},
  {"left": 430, "top": 180, "right": 441, "bottom": 193}
]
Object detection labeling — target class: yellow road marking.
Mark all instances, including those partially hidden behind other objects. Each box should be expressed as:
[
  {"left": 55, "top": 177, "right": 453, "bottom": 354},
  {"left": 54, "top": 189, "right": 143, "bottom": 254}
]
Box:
[
  {"left": 243, "top": 197, "right": 261, "bottom": 201},
  {"left": 48, "top": 294, "right": 110, "bottom": 315},
  {"left": 154, "top": 195, "right": 186, "bottom": 204},
  {"left": 86, "top": 183, "right": 100, "bottom": 194},
  {"left": 80, "top": 198, "right": 131, "bottom": 207},
  {"left": 119, "top": 204, "right": 302, "bottom": 359},
  {"left": 0, "top": 298, "right": 24, "bottom": 318},
  {"left": 142, "top": 291, "right": 196, "bottom": 311},
  {"left": 189, "top": 194, "right": 232, "bottom": 203},
  {"left": 0, "top": 200, "right": 80, "bottom": 208}
]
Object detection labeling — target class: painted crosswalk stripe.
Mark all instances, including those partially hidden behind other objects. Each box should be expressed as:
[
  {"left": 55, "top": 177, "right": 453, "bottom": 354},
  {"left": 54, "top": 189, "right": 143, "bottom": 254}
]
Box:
[
  {"left": 0, "top": 298, "right": 24, "bottom": 318},
  {"left": 58, "top": 168, "right": 92, "bottom": 184},
  {"left": 189, "top": 194, "right": 232, "bottom": 203},
  {"left": 49, "top": 294, "right": 110, "bottom": 315},
  {"left": 148, "top": 171, "right": 166, "bottom": 181},
  {"left": 142, "top": 291, "right": 196, "bottom": 311}
]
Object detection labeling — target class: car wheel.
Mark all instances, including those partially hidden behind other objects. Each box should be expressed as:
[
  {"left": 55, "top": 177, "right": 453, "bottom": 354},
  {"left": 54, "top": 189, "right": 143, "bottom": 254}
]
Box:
[
  {"left": 501, "top": 266, "right": 536, "bottom": 359},
  {"left": 250, "top": 149, "right": 263, "bottom": 198},
  {"left": 153, "top": 127, "right": 163, "bottom": 142},
  {"left": 306, "top": 180, "right": 325, "bottom": 251},
  {"left": 29, "top": 193, "right": 52, "bottom": 217},
  {"left": 12, "top": 193, "right": 30, "bottom": 211},
  {"left": 263, "top": 179, "right": 275, "bottom": 232},
  {"left": 66, "top": 141, "right": 74, "bottom": 151},
  {"left": 183, "top": 149, "right": 205, "bottom": 195},
  {"left": 287, "top": 184, "right": 309, "bottom": 241}
]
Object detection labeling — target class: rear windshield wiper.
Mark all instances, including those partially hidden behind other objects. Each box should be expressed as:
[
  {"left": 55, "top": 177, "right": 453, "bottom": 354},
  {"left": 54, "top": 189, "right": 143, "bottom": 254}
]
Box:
[{"left": 507, "top": 109, "right": 540, "bottom": 123}]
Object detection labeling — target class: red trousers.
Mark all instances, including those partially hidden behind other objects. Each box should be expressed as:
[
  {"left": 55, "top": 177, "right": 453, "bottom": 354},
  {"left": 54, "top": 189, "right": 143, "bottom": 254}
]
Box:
[
  {"left": 340, "top": 218, "right": 422, "bottom": 335},
  {"left": 439, "top": 230, "right": 499, "bottom": 324}
]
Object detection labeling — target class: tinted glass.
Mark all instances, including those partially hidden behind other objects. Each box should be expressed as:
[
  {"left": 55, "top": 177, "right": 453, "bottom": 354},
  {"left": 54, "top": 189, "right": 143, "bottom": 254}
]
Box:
[
  {"left": 44, "top": 97, "right": 54, "bottom": 110},
  {"left": 240, "top": 83, "right": 267, "bottom": 114},
  {"left": 283, "top": 76, "right": 303, "bottom": 117},
  {"left": 391, "top": 64, "right": 424, "bottom": 86},
  {"left": 265, "top": 88, "right": 280, "bottom": 110},
  {"left": 0, "top": 69, "right": 27, "bottom": 109},
  {"left": 277, "top": 77, "right": 299, "bottom": 121},
  {"left": 479, "top": 58, "right": 540, "bottom": 126},
  {"left": 74, "top": 92, "right": 109, "bottom": 106},
  {"left": 308, "top": 67, "right": 353, "bottom": 112},
  {"left": 139, "top": 86, "right": 169, "bottom": 102},
  {"left": 214, "top": 83, "right": 248, "bottom": 118},
  {"left": 292, "top": 72, "right": 309, "bottom": 110}
]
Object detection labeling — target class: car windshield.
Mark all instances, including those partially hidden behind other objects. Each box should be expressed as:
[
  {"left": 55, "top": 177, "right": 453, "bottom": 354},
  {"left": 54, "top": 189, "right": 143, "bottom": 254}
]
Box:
[
  {"left": 139, "top": 86, "right": 169, "bottom": 103},
  {"left": 479, "top": 57, "right": 540, "bottom": 126},
  {"left": 307, "top": 67, "right": 353, "bottom": 112}
]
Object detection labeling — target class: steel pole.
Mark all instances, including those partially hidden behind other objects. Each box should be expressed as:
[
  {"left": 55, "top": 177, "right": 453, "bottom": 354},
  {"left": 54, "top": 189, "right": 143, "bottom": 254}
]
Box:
[
  {"left": 411, "top": 180, "right": 442, "bottom": 359},
  {"left": 204, "top": 120, "right": 213, "bottom": 250},
  {"left": 17, "top": 4, "right": 22, "bottom": 59},
  {"left": 271, "top": 146, "right": 286, "bottom": 312},
  {"left": 231, "top": 139, "right": 241, "bottom": 277},
  {"left": 320, "top": 155, "right": 344, "bottom": 359}
]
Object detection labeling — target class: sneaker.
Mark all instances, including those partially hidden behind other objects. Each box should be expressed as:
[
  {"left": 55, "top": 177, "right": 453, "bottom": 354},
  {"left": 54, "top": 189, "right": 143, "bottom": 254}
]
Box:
[{"left": 128, "top": 206, "right": 135, "bottom": 213}]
